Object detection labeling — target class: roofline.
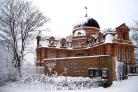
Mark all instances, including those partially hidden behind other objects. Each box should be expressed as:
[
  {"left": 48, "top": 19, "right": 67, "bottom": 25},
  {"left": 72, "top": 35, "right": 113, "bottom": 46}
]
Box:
[
  {"left": 73, "top": 26, "right": 100, "bottom": 31},
  {"left": 43, "top": 55, "right": 110, "bottom": 61}
]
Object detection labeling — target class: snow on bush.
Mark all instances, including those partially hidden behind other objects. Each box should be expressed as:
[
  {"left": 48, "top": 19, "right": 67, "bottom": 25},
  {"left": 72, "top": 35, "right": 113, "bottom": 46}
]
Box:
[
  {"left": 18, "top": 74, "right": 101, "bottom": 90},
  {"left": 0, "top": 67, "right": 17, "bottom": 86},
  {"left": 0, "top": 45, "right": 17, "bottom": 85},
  {"left": 20, "top": 74, "right": 47, "bottom": 83}
]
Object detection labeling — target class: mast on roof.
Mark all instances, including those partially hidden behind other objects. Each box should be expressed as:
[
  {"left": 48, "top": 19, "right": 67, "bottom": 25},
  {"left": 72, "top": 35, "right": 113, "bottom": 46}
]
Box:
[{"left": 84, "top": 6, "right": 88, "bottom": 17}]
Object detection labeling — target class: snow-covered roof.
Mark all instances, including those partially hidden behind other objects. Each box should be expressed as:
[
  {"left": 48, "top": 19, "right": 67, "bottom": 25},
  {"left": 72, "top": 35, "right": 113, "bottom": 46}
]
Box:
[
  {"left": 104, "top": 34, "right": 114, "bottom": 43},
  {"left": 73, "top": 16, "right": 100, "bottom": 29},
  {"left": 103, "top": 28, "right": 116, "bottom": 35},
  {"left": 103, "top": 28, "right": 115, "bottom": 43}
]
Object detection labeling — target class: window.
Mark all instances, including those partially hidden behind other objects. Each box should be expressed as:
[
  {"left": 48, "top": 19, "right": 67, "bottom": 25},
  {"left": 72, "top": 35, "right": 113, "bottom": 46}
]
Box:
[
  {"left": 102, "top": 68, "right": 108, "bottom": 78},
  {"left": 88, "top": 68, "right": 99, "bottom": 77},
  {"left": 123, "top": 33, "right": 127, "bottom": 40},
  {"left": 78, "top": 32, "right": 82, "bottom": 36},
  {"left": 74, "top": 30, "right": 86, "bottom": 36},
  {"left": 89, "top": 69, "right": 93, "bottom": 76},
  {"left": 89, "top": 68, "right": 108, "bottom": 78}
]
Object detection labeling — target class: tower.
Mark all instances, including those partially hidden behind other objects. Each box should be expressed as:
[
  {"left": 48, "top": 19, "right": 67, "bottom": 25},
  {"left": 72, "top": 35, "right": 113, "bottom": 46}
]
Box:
[{"left": 72, "top": 8, "right": 100, "bottom": 48}]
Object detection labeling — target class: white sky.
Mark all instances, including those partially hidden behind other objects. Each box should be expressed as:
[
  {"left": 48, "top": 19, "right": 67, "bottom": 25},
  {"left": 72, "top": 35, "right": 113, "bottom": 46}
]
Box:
[
  {"left": 31, "top": 0, "right": 138, "bottom": 37},
  {"left": 24, "top": 0, "right": 138, "bottom": 64}
]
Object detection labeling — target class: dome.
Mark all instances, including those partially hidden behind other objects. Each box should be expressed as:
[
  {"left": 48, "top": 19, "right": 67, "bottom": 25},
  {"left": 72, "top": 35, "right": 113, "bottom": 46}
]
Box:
[{"left": 73, "top": 16, "right": 100, "bottom": 29}]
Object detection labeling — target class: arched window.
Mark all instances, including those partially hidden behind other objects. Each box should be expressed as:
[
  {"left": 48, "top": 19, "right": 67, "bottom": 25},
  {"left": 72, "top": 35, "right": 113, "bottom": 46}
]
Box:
[
  {"left": 78, "top": 32, "right": 82, "bottom": 36},
  {"left": 123, "top": 33, "right": 127, "bottom": 40}
]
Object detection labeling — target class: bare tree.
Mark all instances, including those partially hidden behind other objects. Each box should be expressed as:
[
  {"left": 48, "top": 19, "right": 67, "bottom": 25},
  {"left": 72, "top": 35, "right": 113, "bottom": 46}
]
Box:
[
  {"left": 130, "top": 21, "right": 138, "bottom": 45},
  {"left": 0, "top": 0, "right": 49, "bottom": 76}
]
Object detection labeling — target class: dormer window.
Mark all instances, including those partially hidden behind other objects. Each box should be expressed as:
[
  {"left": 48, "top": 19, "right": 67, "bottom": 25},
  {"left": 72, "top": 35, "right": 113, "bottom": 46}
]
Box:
[
  {"left": 78, "top": 32, "right": 82, "bottom": 36},
  {"left": 74, "top": 30, "right": 86, "bottom": 36}
]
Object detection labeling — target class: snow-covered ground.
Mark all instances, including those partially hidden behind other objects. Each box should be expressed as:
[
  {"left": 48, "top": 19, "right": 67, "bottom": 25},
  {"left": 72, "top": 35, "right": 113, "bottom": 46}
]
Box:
[{"left": 0, "top": 76, "right": 138, "bottom": 92}]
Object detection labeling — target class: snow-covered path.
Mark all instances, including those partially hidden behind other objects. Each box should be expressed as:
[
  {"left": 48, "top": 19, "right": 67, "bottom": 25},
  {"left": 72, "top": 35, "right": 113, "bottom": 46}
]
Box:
[{"left": 0, "top": 76, "right": 138, "bottom": 92}]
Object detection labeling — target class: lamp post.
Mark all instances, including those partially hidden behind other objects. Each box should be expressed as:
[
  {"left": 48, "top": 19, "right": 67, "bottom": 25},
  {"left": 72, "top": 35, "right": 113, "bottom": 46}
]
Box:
[
  {"left": 124, "top": 60, "right": 128, "bottom": 79},
  {"left": 126, "top": 60, "right": 130, "bottom": 79},
  {"left": 123, "top": 59, "right": 128, "bottom": 79}
]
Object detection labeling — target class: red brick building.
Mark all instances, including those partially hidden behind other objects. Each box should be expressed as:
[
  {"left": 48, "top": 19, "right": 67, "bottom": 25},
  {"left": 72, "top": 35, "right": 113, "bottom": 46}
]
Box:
[{"left": 36, "top": 16, "right": 134, "bottom": 85}]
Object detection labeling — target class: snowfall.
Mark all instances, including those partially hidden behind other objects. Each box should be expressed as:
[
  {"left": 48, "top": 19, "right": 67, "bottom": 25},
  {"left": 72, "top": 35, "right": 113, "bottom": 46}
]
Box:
[{"left": 0, "top": 75, "right": 138, "bottom": 92}]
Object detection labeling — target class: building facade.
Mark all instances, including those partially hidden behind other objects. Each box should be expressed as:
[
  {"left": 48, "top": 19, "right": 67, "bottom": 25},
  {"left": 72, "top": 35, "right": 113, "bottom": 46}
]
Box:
[{"left": 36, "top": 16, "right": 135, "bottom": 85}]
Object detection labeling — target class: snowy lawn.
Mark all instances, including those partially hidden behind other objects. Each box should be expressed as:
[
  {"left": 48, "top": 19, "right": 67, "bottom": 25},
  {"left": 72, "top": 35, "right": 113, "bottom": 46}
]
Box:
[{"left": 0, "top": 76, "right": 138, "bottom": 92}]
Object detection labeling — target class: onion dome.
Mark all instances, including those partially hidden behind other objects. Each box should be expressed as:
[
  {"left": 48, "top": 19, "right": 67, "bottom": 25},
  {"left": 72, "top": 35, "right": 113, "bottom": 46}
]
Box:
[{"left": 73, "top": 16, "right": 100, "bottom": 29}]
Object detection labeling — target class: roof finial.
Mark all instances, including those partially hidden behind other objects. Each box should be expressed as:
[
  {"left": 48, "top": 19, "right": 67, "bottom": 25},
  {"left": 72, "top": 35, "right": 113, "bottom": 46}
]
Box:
[{"left": 84, "top": 6, "right": 88, "bottom": 17}]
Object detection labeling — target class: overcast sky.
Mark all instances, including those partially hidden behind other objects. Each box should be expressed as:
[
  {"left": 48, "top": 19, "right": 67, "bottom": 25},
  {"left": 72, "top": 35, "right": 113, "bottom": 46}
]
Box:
[{"left": 31, "top": 0, "right": 138, "bottom": 37}]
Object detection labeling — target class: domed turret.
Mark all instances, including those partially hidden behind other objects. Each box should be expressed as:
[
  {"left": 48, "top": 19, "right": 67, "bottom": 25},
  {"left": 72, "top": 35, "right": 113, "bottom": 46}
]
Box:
[{"left": 73, "top": 16, "right": 100, "bottom": 29}]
